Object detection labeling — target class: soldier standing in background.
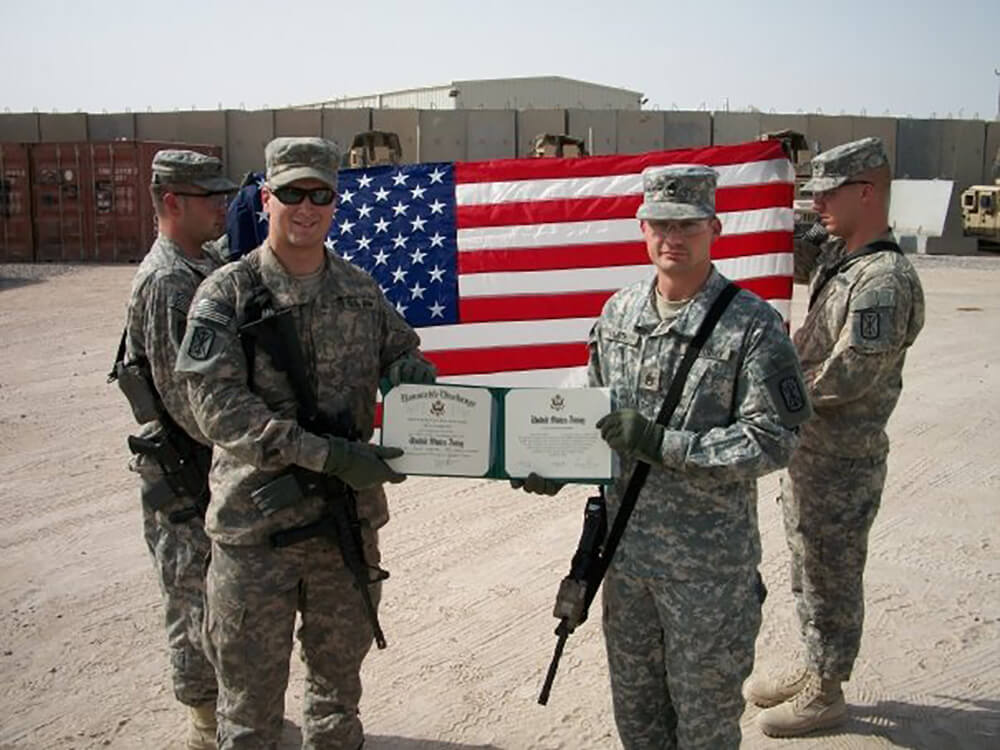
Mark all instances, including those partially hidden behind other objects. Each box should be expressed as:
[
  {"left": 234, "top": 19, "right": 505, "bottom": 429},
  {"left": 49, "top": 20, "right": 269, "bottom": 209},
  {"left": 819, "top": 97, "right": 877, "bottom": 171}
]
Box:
[
  {"left": 176, "top": 137, "right": 434, "bottom": 749},
  {"left": 747, "top": 137, "right": 925, "bottom": 737},
  {"left": 113, "top": 150, "right": 236, "bottom": 749},
  {"left": 516, "top": 165, "right": 810, "bottom": 749}
]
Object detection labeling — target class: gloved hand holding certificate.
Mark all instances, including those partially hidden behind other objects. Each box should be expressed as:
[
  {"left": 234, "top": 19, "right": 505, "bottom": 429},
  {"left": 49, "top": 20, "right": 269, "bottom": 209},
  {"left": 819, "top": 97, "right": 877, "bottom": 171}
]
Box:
[{"left": 380, "top": 383, "right": 614, "bottom": 483}]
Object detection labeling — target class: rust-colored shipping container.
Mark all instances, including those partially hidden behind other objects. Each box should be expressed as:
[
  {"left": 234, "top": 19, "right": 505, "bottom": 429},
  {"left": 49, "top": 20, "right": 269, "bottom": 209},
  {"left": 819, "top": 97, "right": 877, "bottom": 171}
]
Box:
[
  {"left": 0, "top": 143, "right": 36, "bottom": 262},
  {"left": 2, "top": 140, "right": 223, "bottom": 263},
  {"left": 89, "top": 141, "right": 224, "bottom": 262},
  {"left": 30, "top": 143, "right": 92, "bottom": 261}
]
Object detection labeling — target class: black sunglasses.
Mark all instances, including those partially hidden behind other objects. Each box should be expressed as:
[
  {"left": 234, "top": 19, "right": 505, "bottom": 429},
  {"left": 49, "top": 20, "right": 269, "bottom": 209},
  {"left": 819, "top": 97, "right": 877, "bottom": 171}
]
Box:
[
  {"left": 169, "top": 189, "right": 232, "bottom": 200},
  {"left": 271, "top": 186, "right": 338, "bottom": 206}
]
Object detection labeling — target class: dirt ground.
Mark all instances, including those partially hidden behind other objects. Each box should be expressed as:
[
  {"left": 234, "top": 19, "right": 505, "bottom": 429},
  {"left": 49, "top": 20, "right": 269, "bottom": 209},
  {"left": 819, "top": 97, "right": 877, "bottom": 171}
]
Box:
[{"left": 1, "top": 256, "right": 998, "bottom": 750}]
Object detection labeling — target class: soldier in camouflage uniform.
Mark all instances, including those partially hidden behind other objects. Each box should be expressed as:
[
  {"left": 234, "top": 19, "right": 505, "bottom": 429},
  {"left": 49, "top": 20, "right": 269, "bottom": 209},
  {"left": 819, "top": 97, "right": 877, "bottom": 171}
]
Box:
[
  {"left": 175, "top": 137, "right": 434, "bottom": 750},
  {"left": 747, "top": 137, "right": 925, "bottom": 737},
  {"left": 118, "top": 150, "right": 237, "bottom": 749},
  {"left": 515, "top": 165, "right": 811, "bottom": 749}
]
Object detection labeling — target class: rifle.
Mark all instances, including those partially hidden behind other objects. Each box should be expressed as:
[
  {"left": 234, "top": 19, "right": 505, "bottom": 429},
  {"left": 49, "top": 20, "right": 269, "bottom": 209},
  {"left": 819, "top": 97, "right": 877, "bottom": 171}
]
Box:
[
  {"left": 240, "top": 304, "right": 389, "bottom": 649},
  {"left": 110, "top": 332, "right": 210, "bottom": 522},
  {"left": 538, "top": 489, "right": 607, "bottom": 705}
]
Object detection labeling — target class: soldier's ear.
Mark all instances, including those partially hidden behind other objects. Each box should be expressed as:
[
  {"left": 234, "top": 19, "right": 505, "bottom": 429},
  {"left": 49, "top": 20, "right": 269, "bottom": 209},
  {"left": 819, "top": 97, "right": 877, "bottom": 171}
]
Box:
[
  {"left": 162, "top": 191, "right": 183, "bottom": 217},
  {"left": 709, "top": 216, "right": 723, "bottom": 239}
]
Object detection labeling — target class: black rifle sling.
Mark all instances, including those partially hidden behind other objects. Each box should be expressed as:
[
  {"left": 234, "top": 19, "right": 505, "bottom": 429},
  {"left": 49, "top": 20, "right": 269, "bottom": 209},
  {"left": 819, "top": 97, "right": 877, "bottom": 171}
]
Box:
[
  {"left": 108, "top": 328, "right": 128, "bottom": 382},
  {"left": 808, "top": 239, "right": 901, "bottom": 311},
  {"left": 583, "top": 281, "right": 740, "bottom": 608},
  {"left": 239, "top": 264, "right": 319, "bottom": 422}
]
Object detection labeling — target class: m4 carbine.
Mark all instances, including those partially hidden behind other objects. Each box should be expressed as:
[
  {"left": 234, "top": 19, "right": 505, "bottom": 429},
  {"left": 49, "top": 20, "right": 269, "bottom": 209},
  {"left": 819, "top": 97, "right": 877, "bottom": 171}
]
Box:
[{"left": 538, "top": 489, "right": 607, "bottom": 705}]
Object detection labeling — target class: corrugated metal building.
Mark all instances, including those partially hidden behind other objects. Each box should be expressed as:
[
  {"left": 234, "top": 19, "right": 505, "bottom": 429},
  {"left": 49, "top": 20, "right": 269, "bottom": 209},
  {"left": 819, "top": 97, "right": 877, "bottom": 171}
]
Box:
[{"left": 305, "top": 76, "right": 644, "bottom": 111}]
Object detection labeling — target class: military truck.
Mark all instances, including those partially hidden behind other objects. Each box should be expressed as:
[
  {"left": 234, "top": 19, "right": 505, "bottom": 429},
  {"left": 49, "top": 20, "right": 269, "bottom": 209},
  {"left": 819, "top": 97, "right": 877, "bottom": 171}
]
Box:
[
  {"left": 345, "top": 130, "right": 403, "bottom": 168},
  {"left": 960, "top": 147, "right": 1000, "bottom": 251},
  {"left": 759, "top": 129, "right": 820, "bottom": 237},
  {"left": 529, "top": 133, "right": 589, "bottom": 158}
]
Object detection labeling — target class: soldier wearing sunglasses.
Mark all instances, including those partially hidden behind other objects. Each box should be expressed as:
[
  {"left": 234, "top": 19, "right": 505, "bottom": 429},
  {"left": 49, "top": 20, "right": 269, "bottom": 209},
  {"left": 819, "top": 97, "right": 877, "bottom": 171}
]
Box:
[
  {"left": 747, "top": 137, "right": 925, "bottom": 737},
  {"left": 116, "top": 150, "right": 237, "bottom": 749},
  {"left": 176, "top": 137, "right": 433, "bottom": 749}
]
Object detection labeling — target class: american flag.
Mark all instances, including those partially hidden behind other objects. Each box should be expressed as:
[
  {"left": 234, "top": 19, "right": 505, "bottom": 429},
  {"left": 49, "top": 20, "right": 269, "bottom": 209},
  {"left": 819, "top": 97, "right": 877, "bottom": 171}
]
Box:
[{"left": 236, "top": 139, "right": 794, "bottom": 388}]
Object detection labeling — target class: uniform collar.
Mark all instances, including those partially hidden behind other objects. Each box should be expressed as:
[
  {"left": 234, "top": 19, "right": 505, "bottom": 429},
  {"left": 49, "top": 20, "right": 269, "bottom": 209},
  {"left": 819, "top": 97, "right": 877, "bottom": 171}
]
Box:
[
  {"left": 258, "top": 243, "right": 328, "bottom": 308},
  {"left": 156, "top": 233, "right": 214, "bottom": 278},
  {"left": 635, "top": 266, "right": 731, "bottom": 339}
]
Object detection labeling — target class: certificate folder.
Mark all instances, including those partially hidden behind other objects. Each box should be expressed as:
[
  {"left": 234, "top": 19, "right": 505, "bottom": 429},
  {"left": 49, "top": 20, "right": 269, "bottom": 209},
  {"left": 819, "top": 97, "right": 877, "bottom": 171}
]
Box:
[{"left": 380, "top": 383, "right": 614, "bottom": 483}]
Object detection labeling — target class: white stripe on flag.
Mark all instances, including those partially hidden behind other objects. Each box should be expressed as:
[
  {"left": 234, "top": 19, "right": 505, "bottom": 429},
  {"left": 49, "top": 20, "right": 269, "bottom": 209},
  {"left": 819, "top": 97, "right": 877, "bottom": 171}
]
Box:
[
  {"left": 442, "top": 367, "right": 591, "bottom": 388},
  {"left": 458, "top": 254, "right": 791, "bottom": 298},
  {"left": 456, "top": 208, "right": 793, "bottom": 251},
  {"left": 418, "top": 316, "right": 596, "bottom": 351},
  {"left": 455, "top": 158, "right": 795, "bottom": 206}
]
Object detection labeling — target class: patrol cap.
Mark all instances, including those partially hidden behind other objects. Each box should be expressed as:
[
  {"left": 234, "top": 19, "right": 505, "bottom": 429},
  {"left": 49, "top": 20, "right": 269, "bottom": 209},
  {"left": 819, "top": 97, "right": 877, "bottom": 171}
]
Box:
[
  {"left": 802, "top": 136, "right": 889, "bottom": 193},
  {"left": 151, "top": 150, "right": 237, "bottom": 193},
  {"left": 265, "top": 137, "right": 340, "bottom": 190},
  {"left": 636, "top": 164, "right": 717, "bottom": 221}
]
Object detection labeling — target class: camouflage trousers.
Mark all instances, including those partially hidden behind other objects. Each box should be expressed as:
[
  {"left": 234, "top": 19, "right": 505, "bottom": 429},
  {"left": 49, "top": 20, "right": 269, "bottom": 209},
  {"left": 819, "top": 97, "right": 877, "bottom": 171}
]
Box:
[
  {"left": 203, "top": 533, "right": 381, "bottom": 750},
  {"left": 780, "top": 448, "right": 887, "bottom": 681},
  {"left": 601, "top": 567, "right": 762, "bottom": 750},
  {"left": 140, "top": 480, "right": 217, "bottom": 707}
]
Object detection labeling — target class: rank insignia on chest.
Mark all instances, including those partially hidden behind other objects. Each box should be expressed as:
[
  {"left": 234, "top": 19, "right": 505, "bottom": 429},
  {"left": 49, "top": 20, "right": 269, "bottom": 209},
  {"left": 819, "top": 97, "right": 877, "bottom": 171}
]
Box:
[
  {"left": 860, "top": 310, "right": 880, "bottom": 340},
  {"left": 639, "top": 366, "right": 660, "bottom": 391}
]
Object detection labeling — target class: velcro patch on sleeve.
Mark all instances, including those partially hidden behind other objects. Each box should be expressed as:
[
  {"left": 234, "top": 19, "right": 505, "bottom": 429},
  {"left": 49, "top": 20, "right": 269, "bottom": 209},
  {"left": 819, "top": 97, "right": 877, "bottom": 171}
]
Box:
[
  {"left": 849, "top": 287, "right": 897, "bottom": 353},
  {"left": 764, "top": 366, "right": 812, "bottom": 428},
  {"left": 193, "top": 298, "right": 236, "bottom": 329},
  {"left": 169, "top": 290, "right": 193, "bottom": 313}
]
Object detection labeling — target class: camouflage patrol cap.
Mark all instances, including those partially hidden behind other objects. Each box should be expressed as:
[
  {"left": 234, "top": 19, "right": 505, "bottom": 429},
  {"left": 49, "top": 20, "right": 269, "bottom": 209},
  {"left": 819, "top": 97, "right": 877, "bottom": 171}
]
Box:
[
  {"left": 265, "top": 137, "right": 340, "bottom": 190},
  {"left": 636, "top": 164, "right": 717, "bottom": 221},
  {"left": 635, "top": 164, "right": 719, "bottom": 220},
  {"left": 802, "top": 136, "right": 889, "bottom": 193},
  {"left": 151, "top": 150, "right": 236, "bottom": 192}
]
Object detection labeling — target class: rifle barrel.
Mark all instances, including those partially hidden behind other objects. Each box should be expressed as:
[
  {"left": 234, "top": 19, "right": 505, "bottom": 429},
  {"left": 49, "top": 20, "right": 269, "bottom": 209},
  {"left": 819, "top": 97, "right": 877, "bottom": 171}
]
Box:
[{"left": 537, "top": 628, "right": 569, "bottom": 705}]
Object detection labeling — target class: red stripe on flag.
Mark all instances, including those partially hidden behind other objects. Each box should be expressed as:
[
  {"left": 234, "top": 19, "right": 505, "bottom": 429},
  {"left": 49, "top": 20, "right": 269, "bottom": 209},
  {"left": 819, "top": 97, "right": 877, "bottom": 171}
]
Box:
[
  {"left": 459, "top": 291, "right": 614, "bottom": 322},
  {"left": 455, "top": 141, "right": 787, "bottom": 184},
  {"left": 458, "top": 231, "right": 791, "bottom": 275},
  {"left": 455, "top": 183, "right": 793, "bottom": 230},
  {"left": 457, "top": 275, "right": 791, "bottom": 325},
  {"left": 426, "top": 342, "right": 590, "bottom": 376},
  {"left": 737, "top": 275, "right": 793, "bottom": 302},
  {"left": 458, "top": 242, "right": 648, "bottom": 274},
  {"left": 711, "top": 231, "right": 792, "bottom": 260}
]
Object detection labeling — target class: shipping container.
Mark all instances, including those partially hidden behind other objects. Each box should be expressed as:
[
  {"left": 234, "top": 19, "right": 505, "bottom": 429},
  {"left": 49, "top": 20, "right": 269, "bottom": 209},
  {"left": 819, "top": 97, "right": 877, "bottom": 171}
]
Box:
[
  {"left": 1, "top": 140, "right": 223, "bottom": 263},
  {"left": 0, "top": 143, "right": 34, "bottom": 262},
  {"left": 30, "top": 142, "right": 91, "bottom": 261}
]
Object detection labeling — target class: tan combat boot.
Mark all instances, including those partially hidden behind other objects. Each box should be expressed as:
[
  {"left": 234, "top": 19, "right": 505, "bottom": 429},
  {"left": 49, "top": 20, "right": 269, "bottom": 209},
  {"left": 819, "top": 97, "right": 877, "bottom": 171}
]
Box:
[
  {"left": 744, "top": 667, "right": 809, "bottom": 708},
  {"left": 756, "top": 671, "right": 846, "bottom": 737},
  {"left": 186, "top": 701, "right": 217, "bottom": 750}
]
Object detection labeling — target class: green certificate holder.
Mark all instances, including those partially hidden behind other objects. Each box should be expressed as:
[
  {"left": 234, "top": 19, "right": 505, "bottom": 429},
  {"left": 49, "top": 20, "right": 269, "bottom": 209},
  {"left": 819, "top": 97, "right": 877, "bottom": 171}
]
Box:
[{"left": 380, "top": 383, "right": 614, "bottom": 484}]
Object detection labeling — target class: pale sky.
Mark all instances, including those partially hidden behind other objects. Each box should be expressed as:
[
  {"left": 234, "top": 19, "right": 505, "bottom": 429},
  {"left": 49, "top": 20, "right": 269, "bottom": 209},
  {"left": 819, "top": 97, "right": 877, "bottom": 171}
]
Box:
[{"left": 2, "top": 0, "right": 997, "bottom": 119}]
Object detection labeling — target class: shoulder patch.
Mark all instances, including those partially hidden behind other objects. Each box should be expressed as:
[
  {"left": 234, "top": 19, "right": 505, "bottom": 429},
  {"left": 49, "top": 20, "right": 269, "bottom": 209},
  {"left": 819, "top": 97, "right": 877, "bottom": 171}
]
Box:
[
  {"left": 849, "top": 285, "right": 899, "bottom": 353},
  {"left": 763, "top": 365, "right": 812, "bottom": 428},
  {"left": 169, "top": 290, "right": 193, "bottom": 313},
  {"left": 193, "top": 298, "right": 235, "bottom": 329},
  {"left": 186, "top": 325, "right": 216, "bottom": 360}
]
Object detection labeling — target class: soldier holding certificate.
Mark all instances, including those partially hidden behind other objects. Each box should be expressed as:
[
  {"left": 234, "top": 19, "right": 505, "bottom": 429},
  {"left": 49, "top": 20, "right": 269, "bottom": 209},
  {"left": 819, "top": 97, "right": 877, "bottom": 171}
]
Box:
[
  {"left": 515, "top": 165, "right": 811, "bottom": 749},
  {"left": 176, "top": 137, "right": 434, "bottom": 749}
]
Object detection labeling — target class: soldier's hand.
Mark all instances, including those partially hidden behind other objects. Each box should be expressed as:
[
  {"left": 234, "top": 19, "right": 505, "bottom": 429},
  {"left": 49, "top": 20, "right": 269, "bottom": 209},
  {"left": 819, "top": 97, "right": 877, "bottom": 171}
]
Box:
[
  {"left": 386, "top": 355, "right": 437, "bottom": 386},
  {"left": 510, "top": 472, "right": 564, "bottom": 496},
  {"left": 596, "top": 409, "right": 664, "bottom": 464},
  {"left": 324, "top": 437, "right": 406, "bottom": 490}
]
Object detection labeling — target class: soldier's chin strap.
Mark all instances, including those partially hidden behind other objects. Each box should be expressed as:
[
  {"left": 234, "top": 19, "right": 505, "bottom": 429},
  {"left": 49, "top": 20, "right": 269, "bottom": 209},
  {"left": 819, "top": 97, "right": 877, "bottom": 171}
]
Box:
[
  {"left": 538, "top": 281, "right": 739, "bottom": 705},
  {"left": 808, "top": 235, "right": 901, "bottom": 311}
]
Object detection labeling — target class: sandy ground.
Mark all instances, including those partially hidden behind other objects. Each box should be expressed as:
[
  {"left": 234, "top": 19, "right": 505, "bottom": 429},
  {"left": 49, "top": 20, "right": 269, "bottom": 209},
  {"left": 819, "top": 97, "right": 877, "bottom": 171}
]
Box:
[{"left": 0, "top": 256, "right": 998, "bottom": 750}]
